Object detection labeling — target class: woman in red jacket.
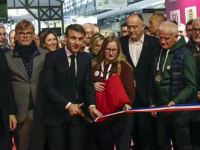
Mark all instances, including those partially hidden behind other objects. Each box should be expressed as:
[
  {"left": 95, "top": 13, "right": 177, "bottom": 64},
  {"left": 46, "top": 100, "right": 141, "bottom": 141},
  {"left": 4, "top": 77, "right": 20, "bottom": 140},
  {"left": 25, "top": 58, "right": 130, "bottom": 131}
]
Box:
[{"left": 92, "top": 35, "right": 135, "bottom": 150}]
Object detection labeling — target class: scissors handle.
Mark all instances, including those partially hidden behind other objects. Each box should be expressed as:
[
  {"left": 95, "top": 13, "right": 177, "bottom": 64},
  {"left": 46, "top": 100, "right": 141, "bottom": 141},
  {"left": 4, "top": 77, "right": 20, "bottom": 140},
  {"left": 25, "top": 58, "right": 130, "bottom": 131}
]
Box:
[{"left": 82, "top": 114, "right": 92, "bottom": 123}]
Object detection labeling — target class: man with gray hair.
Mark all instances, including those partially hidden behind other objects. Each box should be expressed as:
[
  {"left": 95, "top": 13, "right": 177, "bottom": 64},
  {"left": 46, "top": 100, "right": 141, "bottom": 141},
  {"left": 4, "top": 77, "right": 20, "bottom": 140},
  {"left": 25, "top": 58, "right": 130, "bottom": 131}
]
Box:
[
  {"left": 187, "top": 17, "right": 200, "bottom": 150},
  {"left": 149, "top": 21, "right": 196, "bottom": 150},
  {"left": 82, "top": 23, "right": 95, "bottom": 52},
  {"left": 0, "top": 23, "right": 10, "bottom": 53}
]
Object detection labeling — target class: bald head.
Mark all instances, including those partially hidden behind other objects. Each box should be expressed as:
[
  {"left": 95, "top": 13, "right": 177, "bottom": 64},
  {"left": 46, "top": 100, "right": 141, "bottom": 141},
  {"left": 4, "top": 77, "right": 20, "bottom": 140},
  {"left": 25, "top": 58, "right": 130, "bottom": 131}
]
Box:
[
  {"left": 0, "top": 23, "right": 5, "bottom": 29},
  {"left": 148, "top": 14, "right": 166, "bottom": 37},
  {"left": 126, "top": 13, "right": 145, "bottom": 42},
  {"left": 127, "top": 13, "right": 144, "bottom": 24},
  {"left": 154, "top": 14, "right": 166, "bottom": 23}
]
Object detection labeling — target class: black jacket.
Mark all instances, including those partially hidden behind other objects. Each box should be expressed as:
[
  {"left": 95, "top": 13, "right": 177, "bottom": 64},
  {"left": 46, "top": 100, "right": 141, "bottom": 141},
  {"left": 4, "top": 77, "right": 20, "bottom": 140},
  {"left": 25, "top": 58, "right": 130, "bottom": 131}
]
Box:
[
  {"left": 42, "top": 48, "right": 96, "bottom": 126},
  {"left": 120, "top": 34, "right": 159, "bottom": 105},
  {"left": 0, "top": 48, "right": 17, "bottom": 131}
]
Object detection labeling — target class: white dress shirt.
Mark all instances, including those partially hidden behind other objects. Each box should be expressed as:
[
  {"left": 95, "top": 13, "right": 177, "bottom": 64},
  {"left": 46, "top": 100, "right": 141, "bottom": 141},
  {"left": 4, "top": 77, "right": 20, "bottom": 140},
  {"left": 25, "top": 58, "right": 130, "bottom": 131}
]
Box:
[
  {"left": 65, "top": 47, "right": 77, "bottom": 108},
  {"left": 129, "top": 34, "right": 144, "bottom": 67},
  {"left": 197, "top": 45, "right": 200, "bottom": 51},
  {"left": 84, "top": 46, "right": 90, "bottom": 53},
  {"left": 65, "top": 47, "right": 95, "bottom": 109}
]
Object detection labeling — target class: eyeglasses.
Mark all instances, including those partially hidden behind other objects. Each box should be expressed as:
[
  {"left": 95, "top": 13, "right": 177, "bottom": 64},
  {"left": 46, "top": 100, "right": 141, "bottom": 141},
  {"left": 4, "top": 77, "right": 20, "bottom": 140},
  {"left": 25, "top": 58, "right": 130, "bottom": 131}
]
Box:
[
  {"left": 0, "top": 33, "right": 6, "bottom": 37},
  {"left": 186, "top": 29, "right": 193, "bottom": 32},
  {"left": 78, "top": 106, "right": 92, "bottom": 123},
  {"left": 105, "top": 48, "right": 118, "bottom": 54},
  {"left": 16, "top": 32, "right": 33, "bottom": 37},
  {"left": 192, "top": 28, "right": 200, "bottom": 33},
  {"left": 94, "top": 44, "right": 101, "bottom": 49}
]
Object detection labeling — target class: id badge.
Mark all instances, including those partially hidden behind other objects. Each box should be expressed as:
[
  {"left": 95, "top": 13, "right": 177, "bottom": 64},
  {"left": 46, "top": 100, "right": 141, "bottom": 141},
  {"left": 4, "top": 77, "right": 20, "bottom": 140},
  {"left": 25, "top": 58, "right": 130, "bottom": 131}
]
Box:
[{"left": 156, "top": 75, "right": 161, "bottom": 82}]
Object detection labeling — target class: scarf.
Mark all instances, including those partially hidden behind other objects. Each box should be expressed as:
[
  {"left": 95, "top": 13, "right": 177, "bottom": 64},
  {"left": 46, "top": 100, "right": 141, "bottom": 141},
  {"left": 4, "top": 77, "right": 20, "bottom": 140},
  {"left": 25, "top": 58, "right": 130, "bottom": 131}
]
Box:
[{"left": 14, "top": 40, "right": 37, "bottom": 62}]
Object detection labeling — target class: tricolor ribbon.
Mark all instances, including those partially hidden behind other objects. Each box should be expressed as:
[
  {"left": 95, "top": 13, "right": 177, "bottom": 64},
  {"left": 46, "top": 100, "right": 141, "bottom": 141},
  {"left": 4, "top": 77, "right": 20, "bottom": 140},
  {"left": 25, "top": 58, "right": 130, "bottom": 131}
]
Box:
[{"left": 94, "top": 103, "right": 200, "bottom": 123}]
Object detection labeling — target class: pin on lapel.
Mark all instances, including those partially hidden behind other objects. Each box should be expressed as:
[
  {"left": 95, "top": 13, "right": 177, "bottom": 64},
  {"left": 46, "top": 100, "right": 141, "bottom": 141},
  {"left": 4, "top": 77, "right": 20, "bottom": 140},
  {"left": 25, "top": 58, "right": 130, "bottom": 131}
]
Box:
[{"left": 79, "top": 57, "right": 81, "bottom": 59}]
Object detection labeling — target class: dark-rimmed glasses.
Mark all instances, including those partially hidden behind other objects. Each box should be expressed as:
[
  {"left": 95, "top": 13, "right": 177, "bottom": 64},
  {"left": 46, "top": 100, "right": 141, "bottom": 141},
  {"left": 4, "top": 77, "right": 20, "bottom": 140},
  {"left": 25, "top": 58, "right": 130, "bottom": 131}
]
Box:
[
  {"left": 105, "top": 48, "right": 118, "bottom": 54},
  {"left": 16, "top": 32, "right": 33, "bottom": 37}
]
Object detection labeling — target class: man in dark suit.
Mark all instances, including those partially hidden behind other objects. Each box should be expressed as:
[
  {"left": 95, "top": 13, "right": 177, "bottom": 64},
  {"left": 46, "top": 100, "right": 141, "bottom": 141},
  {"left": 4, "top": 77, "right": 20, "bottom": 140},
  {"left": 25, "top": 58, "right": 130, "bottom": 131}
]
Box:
[
  {"left": 42, "top": 24, "right": 102, "bottom": 150},
  {"left": 0, "top": 47, "right": 17, "bottom": 150},
  {"left": 120, "top": 13, "right": 160, "bottom": 150}
]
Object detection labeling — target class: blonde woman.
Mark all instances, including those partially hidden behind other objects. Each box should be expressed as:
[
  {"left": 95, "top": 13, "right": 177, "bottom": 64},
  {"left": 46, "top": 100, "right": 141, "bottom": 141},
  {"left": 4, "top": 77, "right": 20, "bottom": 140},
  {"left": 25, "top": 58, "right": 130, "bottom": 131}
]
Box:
[
  {"left": 89, "top": 33, "right": 104, "bottom": 57},
  {"left": 40, "top": 30, "right": 59, "bottom": 51},
  {"left": 92, "top": 36, "right": 135, "bottom": 150}
]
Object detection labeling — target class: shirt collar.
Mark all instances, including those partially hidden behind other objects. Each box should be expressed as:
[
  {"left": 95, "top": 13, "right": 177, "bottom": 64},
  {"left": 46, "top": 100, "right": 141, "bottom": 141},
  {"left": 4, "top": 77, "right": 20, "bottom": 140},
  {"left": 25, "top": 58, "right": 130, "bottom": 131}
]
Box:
[
  {"left": 65, "top": 46, "right": 77, "bottom": 57},
  {"left": 197, "top": 45, "right": 200, "bottom": 51},
  {"left": 129, "top": 34, "right": 144, "bottom": 44}
]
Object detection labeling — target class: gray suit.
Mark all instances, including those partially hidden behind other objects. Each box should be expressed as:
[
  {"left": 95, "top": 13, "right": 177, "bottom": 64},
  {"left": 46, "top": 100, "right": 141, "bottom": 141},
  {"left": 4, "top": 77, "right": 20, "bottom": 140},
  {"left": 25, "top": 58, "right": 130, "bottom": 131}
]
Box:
[{"left": 5, "top": 47, "right": 48, "bottom": 150}]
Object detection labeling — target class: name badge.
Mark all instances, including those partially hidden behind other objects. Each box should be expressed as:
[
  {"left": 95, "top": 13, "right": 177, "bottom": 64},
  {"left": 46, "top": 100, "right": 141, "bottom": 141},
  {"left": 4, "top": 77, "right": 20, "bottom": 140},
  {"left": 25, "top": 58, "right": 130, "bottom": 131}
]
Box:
[
  {"left": 94, "top": 71, "right": 100, "bottom": 76},
  {"left": 156, "top": 75, "right": 161, "bottom": 82}
]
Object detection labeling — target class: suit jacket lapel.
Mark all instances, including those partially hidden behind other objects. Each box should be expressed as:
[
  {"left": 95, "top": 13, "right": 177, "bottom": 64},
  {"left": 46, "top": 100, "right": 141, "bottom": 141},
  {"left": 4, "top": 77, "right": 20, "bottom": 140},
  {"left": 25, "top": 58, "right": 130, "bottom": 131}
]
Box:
[
  {"left": 124, "top": 36, "right": 135, "bottom": 69},
  {"left": 61, "top": 48, "right": 72, "bottom": 87},
  {"left": 8, "top": 52, "right": 29, "bottom": 82},
  {"left": 76, "top": 51, "right": 82, "bottom": 87},
  {"left": 31, "top": 53, "right": 41, "bottom": 82}
]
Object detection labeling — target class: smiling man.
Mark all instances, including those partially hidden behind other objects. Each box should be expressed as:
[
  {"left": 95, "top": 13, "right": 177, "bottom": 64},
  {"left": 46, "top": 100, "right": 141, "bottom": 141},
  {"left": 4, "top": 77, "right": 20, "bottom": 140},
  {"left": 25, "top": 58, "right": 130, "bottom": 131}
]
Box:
[
  {"left": 42, "top": 24, "right": 102, "bottom": 150},
  {"left": 5, "top": 19, "right": 48, "bottom": 150},
  {"left": 149, "top": 21, "right": 196, "bottom": 150},
  {"left": 120, "top": 13, "right": 159, "bottom": 150}
]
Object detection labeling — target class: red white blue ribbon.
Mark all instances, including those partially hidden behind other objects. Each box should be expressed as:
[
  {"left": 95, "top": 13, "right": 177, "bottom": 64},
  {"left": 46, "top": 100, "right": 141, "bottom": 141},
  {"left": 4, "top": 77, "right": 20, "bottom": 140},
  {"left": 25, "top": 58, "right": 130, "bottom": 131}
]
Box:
[{"left": 94, "top": 103, "right": 200, "bottom": 123}]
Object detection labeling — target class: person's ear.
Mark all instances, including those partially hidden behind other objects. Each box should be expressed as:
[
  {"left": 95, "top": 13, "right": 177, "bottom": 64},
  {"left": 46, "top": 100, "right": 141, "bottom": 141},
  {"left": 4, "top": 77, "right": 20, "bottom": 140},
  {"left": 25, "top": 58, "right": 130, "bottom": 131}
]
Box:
[
  {"left": 64, "top": 35, "right": 67, "bottom": 42},
  {"left": 142, "top": 23, "right": 145, "bottom": 31}
]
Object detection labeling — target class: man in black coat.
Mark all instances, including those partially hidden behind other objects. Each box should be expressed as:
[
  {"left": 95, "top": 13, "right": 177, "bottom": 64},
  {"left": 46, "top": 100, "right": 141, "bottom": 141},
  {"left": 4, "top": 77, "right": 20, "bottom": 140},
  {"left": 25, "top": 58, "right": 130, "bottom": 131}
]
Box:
[
  {"left": 187, "top": 17, "right": 200, "bottom": 150},
  {"left": 0, "top": 47, "right": 17, "bottom": 150},
  {"left": 120, "top": 13, "right": 160, "bottom": 150},
  {"left": 42, "top": 24, "right": 102, "bottom": 150}
]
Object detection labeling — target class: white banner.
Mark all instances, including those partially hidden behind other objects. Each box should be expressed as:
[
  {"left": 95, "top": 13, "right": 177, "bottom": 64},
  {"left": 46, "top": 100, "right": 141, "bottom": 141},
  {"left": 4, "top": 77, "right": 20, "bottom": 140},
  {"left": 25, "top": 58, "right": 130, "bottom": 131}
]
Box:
[
  {"left": 170, "top": 9, "right": 181, "bottom": 24},
  {"left": 96, "top": 0, "right": 105, "bottom": 10},
  {"left": 99, "top": 0, "right": 128, "bottom": 9}
]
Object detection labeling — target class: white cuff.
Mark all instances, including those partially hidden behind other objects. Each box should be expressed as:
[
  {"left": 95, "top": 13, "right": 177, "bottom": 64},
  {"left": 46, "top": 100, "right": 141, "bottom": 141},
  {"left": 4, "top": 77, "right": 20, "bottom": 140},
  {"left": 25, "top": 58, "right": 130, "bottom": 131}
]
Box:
[
  {"left": 89, "top": 105, "right": 96, "bottom": 108},
  {"left": 65, "top": 102, "right": 72, "bottom": 109}
]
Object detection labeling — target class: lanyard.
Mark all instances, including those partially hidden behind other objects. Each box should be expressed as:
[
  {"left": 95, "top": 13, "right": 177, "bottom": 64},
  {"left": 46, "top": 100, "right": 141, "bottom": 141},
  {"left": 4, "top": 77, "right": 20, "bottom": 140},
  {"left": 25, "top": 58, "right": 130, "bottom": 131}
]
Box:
[
  {"left": 157, "top": 49, "right": 170, "bottom": 73},
  {"left": 100, "top": 61, "right": 112, "bottom": 80}
]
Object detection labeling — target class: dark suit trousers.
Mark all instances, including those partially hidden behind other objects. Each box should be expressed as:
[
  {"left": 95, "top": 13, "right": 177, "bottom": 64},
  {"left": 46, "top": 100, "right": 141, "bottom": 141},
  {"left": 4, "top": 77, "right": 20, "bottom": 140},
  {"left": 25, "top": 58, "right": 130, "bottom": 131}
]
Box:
[
  {"left": 13, "top": 110, "right": 44, "bottom": 150},
  {"left": 190, "top": 121, "right": 200, "bottom": 150},
  {"left": 156, "top": 113, "right": 191, "bottom": 150},
  {"left": 0, "top": 112, "right": 12, "bottom": 150},
  {"left": 132, "top": 90, "right": 155, "bottom": 150},
  {"left": 92, "top": 116, "right": 132, "bottom": 150},
  {"left": 46, "top": 116, "right": 88, "bottom": 150}
]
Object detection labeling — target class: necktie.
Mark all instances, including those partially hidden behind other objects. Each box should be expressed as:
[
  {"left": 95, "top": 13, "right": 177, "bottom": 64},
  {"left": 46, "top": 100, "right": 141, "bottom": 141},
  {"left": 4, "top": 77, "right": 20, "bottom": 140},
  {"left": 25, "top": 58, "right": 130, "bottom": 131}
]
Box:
[{"left": 70, "top": 55, "right": 76, "bottom": 100}]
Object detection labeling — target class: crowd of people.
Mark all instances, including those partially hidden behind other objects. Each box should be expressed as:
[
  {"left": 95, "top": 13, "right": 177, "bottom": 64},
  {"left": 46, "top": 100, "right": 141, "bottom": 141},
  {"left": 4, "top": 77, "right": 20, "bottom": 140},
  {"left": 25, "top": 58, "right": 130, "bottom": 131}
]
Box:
[{"left": 0, "top": 12, "right": 200, "bottom": 150}]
